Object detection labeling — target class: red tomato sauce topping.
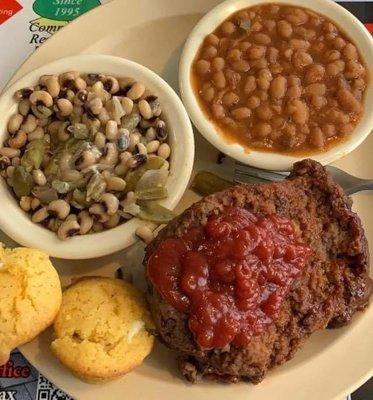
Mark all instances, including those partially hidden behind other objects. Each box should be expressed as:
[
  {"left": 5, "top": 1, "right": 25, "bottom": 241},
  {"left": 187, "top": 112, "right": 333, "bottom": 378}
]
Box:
[{"left": 147, "top": 207, "right": 311, "bottom": 349}]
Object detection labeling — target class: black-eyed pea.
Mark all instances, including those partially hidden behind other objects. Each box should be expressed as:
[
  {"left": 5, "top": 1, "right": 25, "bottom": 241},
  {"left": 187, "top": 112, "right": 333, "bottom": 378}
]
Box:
[
  {"left": 97, "top": 108, "right": 110, "bottom": 125},
  {"left": 89, "top": 203, "right": 110, "bottom": 223},
  {"left": 136, "top": 142, "right": 147, "bottom": 156},
  {"left": 128, "top": 132, "right": 141, "bottom": 152},
  {"left": 31, "top": 197, "right": 40, "bottom": 210},
  {"left": 77, "top": 211, "right": 93, "bottom": 235},
  {"left": 221, "top": 21, "right": 236, "bottom": 35},
  {"left": 0, "top": 147, "right": 20, "bottom": 158},
  {"left": 277, "top": 20, "right": 292, "bottom": 38},
  {"left": 342, "top": 43, "right": 358, "bottom": 60},
  {"left": 138, "top": 99, "right": 153, "bottom": 120},
  {"left": 87, "top": 97, "right": 103, "bottom": 115},
  {"left": 135, "top": 225, "right": 154, "bottom": 244},
  {"left": 32, "top": 169, "right": 47, "bottom": 186},
  {"left": 6, "top": 166, "right": 14, "bottom": 178},
  {"left": 211, "top": 104, "right": 225, "bottom": 119},
  {"left": 222, "top": 91, "right": 239, "bottom": 107},
  {"left": 32, "top": 207, "right": 49, "bottom": 223},
  {"left": 29, "top": 90, "right": 53, "bottom": 107},
  {"left": 144, "top": 127, "right": 156, "bottom": 141},
  {"left": 105, "top": 120, "right": 118, "bottom": 141},
  {"left": 146, "top": 140, "right": 160, "bottom": 154},
  {"left": 11, "top": 157, "right": 20, "bottom": 166},
  {"left": 9, "top": 131, "right": 27, "bottom": 149},
  {"left": 247, "top": 96, "right": 261, "bottom": 109},
  {"left": 195, "top": 59, "right": 211, "bottom": 75},
  {"left": 106, "top": 176, "right": 127, "bottom": 192},
  {"left": 104, "top": 213, "right": 121, "bottom": 229},
  {"left": 310, "top": 127, "right": 325, "bottom": 148},
  {"left": 101, "top": 143, "right": 119, "bottom": 165},
  {"left": 28, "top": 127, "right": 44, "bottom": 141},
  {"left": 121, "top": 97, "right": 134, "bottom": 115},
  {"left": 21, "top": 114, "right": 38, "bottom": 133},
  {"left": 18, "top": 99, "right": 30, "bottom": 116},
  {"left": 57, "top": 219, "right": 80, "bottom": 240},
  {"left": 45, "top": 75, "right": 60, "bottom": 98},
  {"left": 270, "top": 76, "right": 287, "bottom": 99},
  {"left": 127, "top": 82, "right": 145, "bottom": 100},
  {"left": 58, "top": 121, "right": 71, "bottom": 142},
  {"left": 19, "top": 196, "right": 32, "bottom": 212},
  {"left": 158, "top": 143, "right": 171, "bottom": 159},
  {"left": 104, "top": 76, "right": 119, "bottom": 94},
  {"left": 114, "top": 163, "right": 128, "bottom": 176},
  {"left": 56, "top": 98, "right": 73, "bottom": 117},
  {"left": 94, "top": 131, "right": 106, "bottom": 149},
  {"left": 212, "top": 71, "right": 226, "bottom": 89},
  {"left": 7, "top": 114, "right": 23, "bottom": 134},
  {"left": 100, "top": 193, "right": 119, "bottom": 216},
  {"left": 48, "top": 199, "right": 70, "bottom": 220},
  {"left": 231, "top": 107, "right": 251, "bottom": 120}
]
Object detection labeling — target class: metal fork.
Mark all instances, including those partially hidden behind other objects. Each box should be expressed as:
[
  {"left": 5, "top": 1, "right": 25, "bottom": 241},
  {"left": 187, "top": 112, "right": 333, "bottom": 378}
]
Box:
[{"left": 234, "top": 162, "right": 373, "bottom": 195}]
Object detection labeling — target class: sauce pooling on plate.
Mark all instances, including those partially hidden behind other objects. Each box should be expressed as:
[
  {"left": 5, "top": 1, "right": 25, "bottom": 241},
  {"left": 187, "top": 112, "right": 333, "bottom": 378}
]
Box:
[
  {"left": 147, "top": 207, "right": 311, "bottom": 349},
  {"left": 191, "top": 3, "right": 367, "bottom": 154}
]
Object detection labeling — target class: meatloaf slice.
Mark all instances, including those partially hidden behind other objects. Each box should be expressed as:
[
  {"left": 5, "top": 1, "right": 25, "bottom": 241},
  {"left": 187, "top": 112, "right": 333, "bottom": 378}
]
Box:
[{"left": 145, "top": 159, "right": 372, "bottom": 383}]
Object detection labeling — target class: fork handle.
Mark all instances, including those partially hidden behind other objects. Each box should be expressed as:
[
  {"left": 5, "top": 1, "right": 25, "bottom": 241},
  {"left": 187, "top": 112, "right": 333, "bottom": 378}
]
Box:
[{"left": 346, "top": 180, "right": 373, "bottom": 195}]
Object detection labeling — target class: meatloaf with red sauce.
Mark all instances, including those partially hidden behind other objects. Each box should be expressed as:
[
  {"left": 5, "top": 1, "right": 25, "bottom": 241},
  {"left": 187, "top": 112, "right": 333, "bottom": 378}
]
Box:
[{"left": 144, "top": 159, "right": 372, "bottom": 383}]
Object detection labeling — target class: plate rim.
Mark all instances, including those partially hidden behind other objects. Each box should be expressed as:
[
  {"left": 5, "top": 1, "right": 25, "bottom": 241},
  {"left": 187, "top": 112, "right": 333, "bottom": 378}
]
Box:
[{"left": 4, "top": 0, "right": 373, "bottom": 399}]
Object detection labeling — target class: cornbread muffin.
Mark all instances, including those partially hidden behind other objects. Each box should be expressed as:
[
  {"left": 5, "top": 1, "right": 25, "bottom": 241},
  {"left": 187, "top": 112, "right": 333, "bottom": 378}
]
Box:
[
  {"left": 51, "top": 277, "right": 155, "bottom": 382},
  {"left": 0, "top": 245, "right": 62, "bottom": 365}
]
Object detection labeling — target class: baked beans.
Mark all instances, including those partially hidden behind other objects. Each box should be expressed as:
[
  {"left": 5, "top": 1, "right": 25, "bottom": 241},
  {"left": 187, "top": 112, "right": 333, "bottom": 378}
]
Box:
[{"left": 191, "top": 4, "right": 367, "bottom": 153}]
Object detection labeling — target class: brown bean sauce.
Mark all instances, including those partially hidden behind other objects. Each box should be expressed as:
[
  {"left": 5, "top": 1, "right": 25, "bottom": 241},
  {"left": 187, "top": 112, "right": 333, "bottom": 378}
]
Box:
[{"left": 191, "top": 3, "right": 368, "bottom": 154}]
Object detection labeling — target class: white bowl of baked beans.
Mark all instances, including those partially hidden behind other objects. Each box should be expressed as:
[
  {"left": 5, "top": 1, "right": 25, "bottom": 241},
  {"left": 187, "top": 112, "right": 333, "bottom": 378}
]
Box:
[
  {"left": 179, "top": 0, "right": 373, "bottom": 170},
  {"left": 0, "top": 55, "right": 194, "bottom": 259}
]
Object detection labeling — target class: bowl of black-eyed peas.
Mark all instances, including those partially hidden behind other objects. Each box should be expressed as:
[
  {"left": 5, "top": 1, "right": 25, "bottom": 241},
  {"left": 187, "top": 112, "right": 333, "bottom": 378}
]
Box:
[{"left": 0, "top": 54, "right": 194, "bottom": 259}]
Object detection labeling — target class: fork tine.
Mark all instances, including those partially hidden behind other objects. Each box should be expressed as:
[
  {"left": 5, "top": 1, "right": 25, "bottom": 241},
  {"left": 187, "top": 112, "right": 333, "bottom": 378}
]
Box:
[{"left": 234, "top": 162, "right": 289, "bottom": 183}]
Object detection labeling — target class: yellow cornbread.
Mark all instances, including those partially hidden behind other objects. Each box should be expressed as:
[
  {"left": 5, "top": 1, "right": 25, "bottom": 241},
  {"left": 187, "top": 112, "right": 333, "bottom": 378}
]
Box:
[
  {"left": 51, "top": 277, "right": 155, "bottom": 382},
  {"left": 0, "top": 245, "right": 62, "bottom": 365}
]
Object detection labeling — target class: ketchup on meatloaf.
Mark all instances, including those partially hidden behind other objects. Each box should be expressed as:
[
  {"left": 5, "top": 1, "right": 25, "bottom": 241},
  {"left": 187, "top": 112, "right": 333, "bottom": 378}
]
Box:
[{"left": 145, "top": 159, "right": 372, "bottom": 383}]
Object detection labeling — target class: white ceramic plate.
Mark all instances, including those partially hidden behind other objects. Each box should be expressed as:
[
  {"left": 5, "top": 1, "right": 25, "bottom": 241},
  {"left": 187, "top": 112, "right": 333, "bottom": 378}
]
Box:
[{"left": 2, "top": 1, "right": 372, "bottom": 400}]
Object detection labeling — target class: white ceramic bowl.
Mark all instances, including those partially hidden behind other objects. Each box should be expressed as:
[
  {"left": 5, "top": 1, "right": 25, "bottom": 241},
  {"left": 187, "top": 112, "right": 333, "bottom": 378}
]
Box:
[
  {"left": 0, "top": 55, "right": 194, "bottom": 259},
  {"left": 179, "top": 0, "right": 373, "bottom": 170}
]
